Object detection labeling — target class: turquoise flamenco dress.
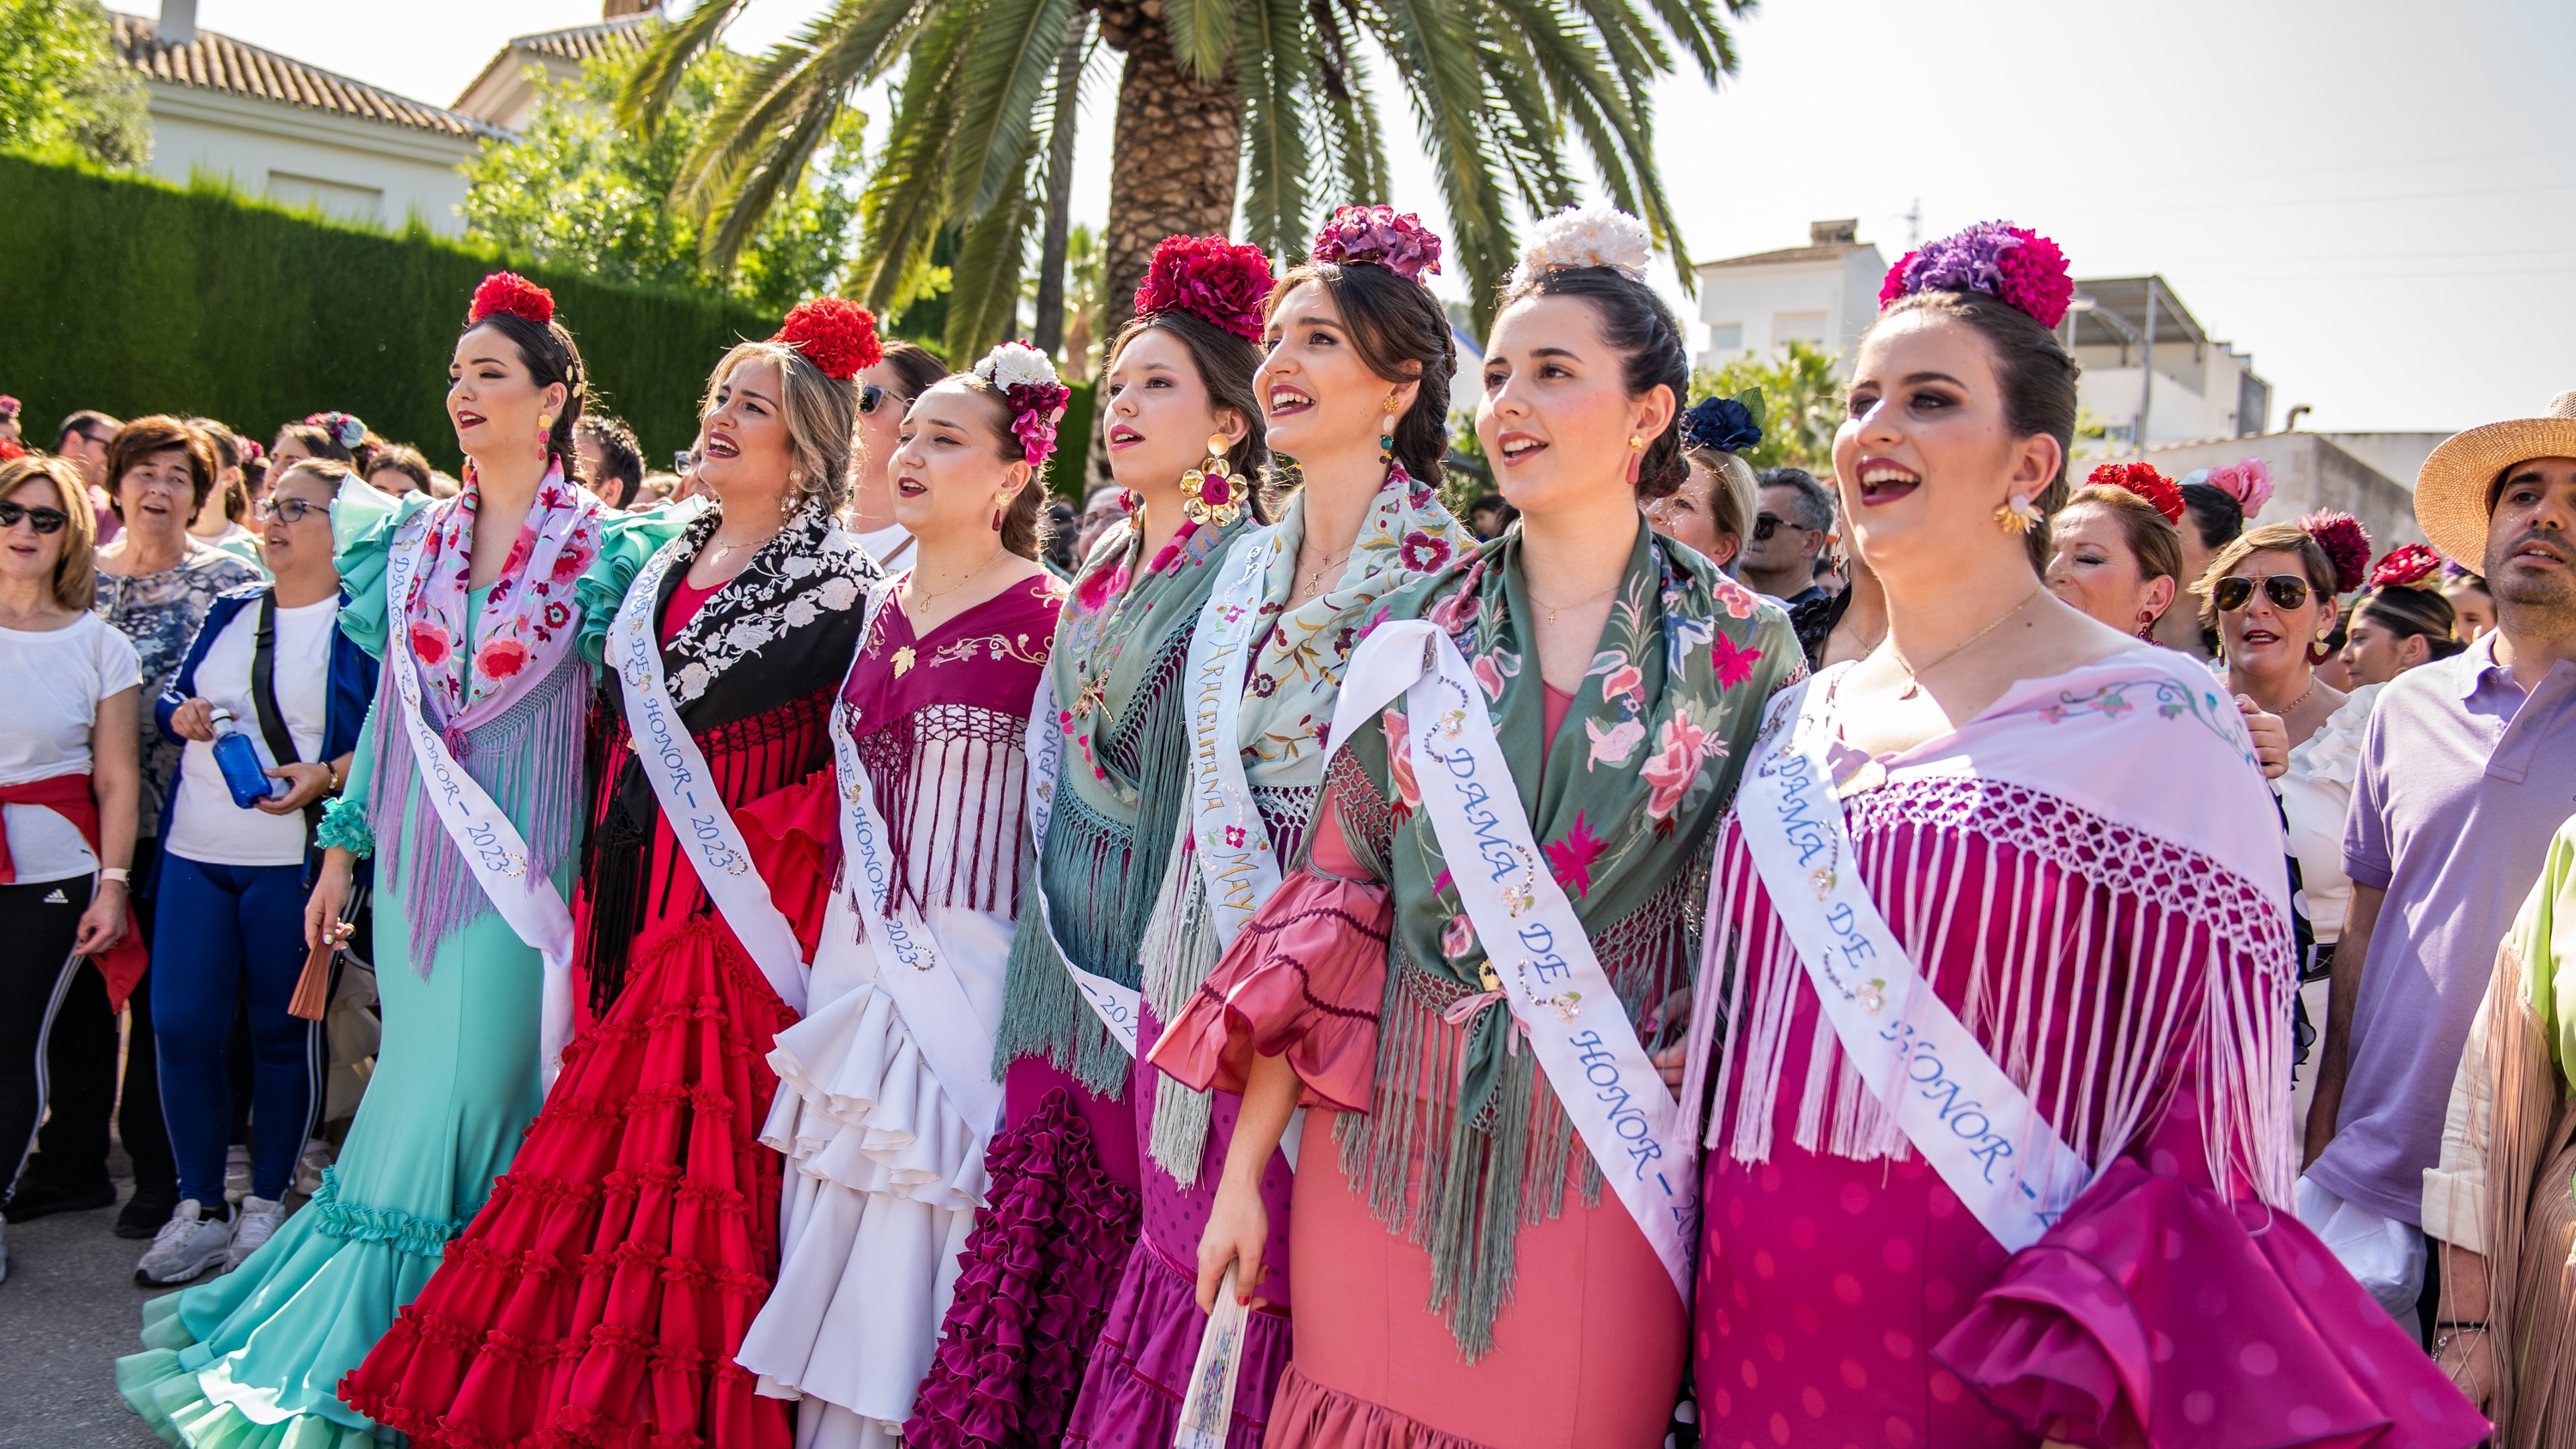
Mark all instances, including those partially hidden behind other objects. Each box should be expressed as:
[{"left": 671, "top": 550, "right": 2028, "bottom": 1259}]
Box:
[{"left": 116, "top": 487, "right": 685, "bottom": 1447}]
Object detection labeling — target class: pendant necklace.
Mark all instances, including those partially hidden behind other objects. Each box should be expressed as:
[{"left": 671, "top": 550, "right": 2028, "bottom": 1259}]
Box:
[{"left": 1887, "top": 588, "right": 2041, "bottom": 699}]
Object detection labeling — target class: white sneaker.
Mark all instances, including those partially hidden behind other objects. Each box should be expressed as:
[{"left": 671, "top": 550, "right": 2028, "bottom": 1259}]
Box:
[
  {"left": 226, "top": 1195, "right": 289, "bottom": 1270},
  {"left": 134, "top": 1200, "right": 233, "bottom": 1286},
  {"left": 224, "top": 1145, "right": 252, "bottom": 1204},
  {"left": 295, "top": 1138, "right": 334, "bottom": 1197}
]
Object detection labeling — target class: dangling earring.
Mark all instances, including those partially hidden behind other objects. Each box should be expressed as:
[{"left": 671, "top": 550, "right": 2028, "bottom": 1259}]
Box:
[
  {"left": 1995, "top": 493, "right": 2044, "bottom": 533},
  {"left": 537, "top": 414, "right": 556, "bottom": 463},
  {"left": 1378, "top": 393, "right": 1400, "bottom": 470},
  {"left": 992, "top": 492, "right": 1008, "bottom": 532},
  {"left": 2308, "top": 638, "right": 2336, "bottom": 666},
  {"left": 2137, "top": 610, "right": 2156, "bottom": 640},
  {"left": 1182, "top": 432, "right": 1246, "bottom": 528},
  {"left": 1624, "top": 433, "right": 1646, "bottom": 487}
]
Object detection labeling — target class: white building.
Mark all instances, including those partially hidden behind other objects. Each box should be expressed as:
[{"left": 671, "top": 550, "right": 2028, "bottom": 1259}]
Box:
[
  {"left": 2145, "top": 432, "right": 2422, "bottom": 555},
  {"left": 1692, "top": 221, "right": 1886, "bottom": 371},
  {"left": 2065, "top": 276, "right": 2271, "bottom": 447},
  {"left": 109, "top": 2, "right": 499, "bottom": 234},
  {"left": 452, "top": 8, "right": 657, "bottom": 134}
]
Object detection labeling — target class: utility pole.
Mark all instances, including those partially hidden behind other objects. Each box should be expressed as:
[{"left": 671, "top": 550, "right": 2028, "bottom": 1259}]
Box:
[
  {"left": 2136, "top": 277, "right": 2158, "bottom": 459},
  {"left": 1905, "top": 198, "right": 1922, "bottom": 247}
]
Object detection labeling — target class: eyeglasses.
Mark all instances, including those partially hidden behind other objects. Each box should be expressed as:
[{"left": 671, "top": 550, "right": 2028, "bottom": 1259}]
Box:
[
  {"left": 674, "top": 449, "right": 698, "bottom": 473},
  {"left": 859, "top": 385, "right": 902, "bottom": 416},
  {"left": 256, "top": 497, "right": 325, "bottom": 524},
  {"left": 124, "top": 474, "right": 192, "bottom": 497},
  {"left": 0, "top": 500, "right": 68, "bottom": 534},
  {"left": 2213, "top": 573, "right": 2312, "bottom": 613}
]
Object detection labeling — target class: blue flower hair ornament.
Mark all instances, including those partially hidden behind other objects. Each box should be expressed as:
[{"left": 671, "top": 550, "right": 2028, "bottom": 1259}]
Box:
[{"left": 1680, "top": 391, "right": 1765, "bottom": 455}]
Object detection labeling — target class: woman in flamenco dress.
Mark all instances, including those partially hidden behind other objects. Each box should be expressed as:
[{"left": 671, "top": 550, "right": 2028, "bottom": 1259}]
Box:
[
  {"left": 336, "top": 299, "right": 884, "bottom": 1446},
  {"left": 730, "top": 343, "right": 1071, "bottom": 1447},
  {"left": 1157, "top": 206, "right": 1804, "bottom": 1448},
  {"left": 117, "top": 272, "right": 615, "bottom": 1448},
  {"left": 1060, "top": 215, "right": 1467, "bottom": 1449},
  {"left": 1678, "top": 221, "right": 2488, "bottom": 1447},
  {"left": 899, "top": 252, "right": 1279, "bottom": 1449}
]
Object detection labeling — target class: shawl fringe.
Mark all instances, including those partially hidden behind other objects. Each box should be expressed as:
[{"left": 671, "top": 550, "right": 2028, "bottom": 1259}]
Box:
[{"left": 2479, "top": 932, "right": 2576, "bottom": 1449}]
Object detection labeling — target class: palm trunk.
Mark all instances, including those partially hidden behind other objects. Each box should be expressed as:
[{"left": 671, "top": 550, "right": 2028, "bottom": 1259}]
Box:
[
  {"left": 1030, "top": 14, "right": 1091, "bottom": 358},
  {"left": 1084, "top": 16, "right": 1240, "bottom": 486}
]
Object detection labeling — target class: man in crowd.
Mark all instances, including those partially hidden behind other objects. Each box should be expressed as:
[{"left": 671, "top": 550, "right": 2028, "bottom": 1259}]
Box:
[
  {"left": 1736, "top": 466, "right": 1834, "bottom": 605},
  {"left": 574, "top": 415, "right": 646, "bottom": 512},
  {"left": 56, "top": 408, "right": 122, "bottom": 543},
  {"left": 2306, "top": 390, "right": 2576, "bottom": 1344}
]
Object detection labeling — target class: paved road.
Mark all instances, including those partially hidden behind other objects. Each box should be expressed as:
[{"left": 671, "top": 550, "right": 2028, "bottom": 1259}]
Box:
[{"left": 1, "top": 1147, "right": 181, "bottom": 1449}]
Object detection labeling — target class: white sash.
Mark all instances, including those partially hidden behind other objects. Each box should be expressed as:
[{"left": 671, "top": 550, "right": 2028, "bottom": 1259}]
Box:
[
  {"left": 822, "top": 584, "right": 1006, "bottom": 1136},
  {"left": 1327, "top": 621, "right": 1697, "bottom": 1302},
  {"left": 1021, "top": 676, "right": 1145, "bottom": 1056},
  {"left": 1728, "top": 678, "right": 2091, "bottom": 1252},
  {"left": 608, "top": 537, "right": 811, "bottom": 1017},
  {"left": 384, "top": 520, "right": 580, "bottom": 1082},
  {"left": 1181, "top": 524, "right": 1285, "bottom": 948}
]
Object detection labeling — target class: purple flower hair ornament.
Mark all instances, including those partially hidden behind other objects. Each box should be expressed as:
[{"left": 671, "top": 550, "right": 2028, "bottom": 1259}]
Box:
[
  {"left": 1311, "top": 205, "right": 1443, "bottom": 282},
  {"left": 1879, "top": 221, "right": 2075, "bottom": 330},
  {"left": 973, "top": 341, "right": 1072, "bottom": 469}
]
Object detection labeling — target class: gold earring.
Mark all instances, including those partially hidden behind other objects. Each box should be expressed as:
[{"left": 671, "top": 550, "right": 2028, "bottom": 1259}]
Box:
[
  {"left": 1995, "top": 493, "right": 2043, "bottom": 533},
  {"left": 1182, "top": 431, "right": 1246, "bottom": 529},
  {"left": 538, "top": 414, "right": 555, "bottom": 433},
  {"left": 1627, "top": 434, "right": 1645, "bottom": 451},
  {"left": 1379, "top": 393, "right": 1400, "bottom": 468}
]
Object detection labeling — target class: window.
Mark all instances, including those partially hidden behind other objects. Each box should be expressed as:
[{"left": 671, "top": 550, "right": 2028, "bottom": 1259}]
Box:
[
  {"left": 1707, "top": 323, "right": 1743, "bottom": 350},
  {"left": 1773, "top": 312, "right": 1828, "bottom": 345}
]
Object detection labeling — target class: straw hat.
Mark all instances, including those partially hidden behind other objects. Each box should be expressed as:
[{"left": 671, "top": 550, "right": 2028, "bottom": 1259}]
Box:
[{"left": 2414, "top": 390, "right": 2576, "bottom": 567}]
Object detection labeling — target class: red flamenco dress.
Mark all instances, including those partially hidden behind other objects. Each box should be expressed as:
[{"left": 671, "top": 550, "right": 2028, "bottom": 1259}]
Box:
[{"left": 341, "top": 503, "right": 875, "bottom": 1446}]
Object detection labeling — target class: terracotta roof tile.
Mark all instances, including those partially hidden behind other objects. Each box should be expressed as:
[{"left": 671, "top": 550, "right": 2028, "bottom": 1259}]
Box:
[
  {"left": 513, "top": 15, "right": 655, "bottom": 64},
  {"left": 110, "top": 13, "right": 497, "bottom": 141}
]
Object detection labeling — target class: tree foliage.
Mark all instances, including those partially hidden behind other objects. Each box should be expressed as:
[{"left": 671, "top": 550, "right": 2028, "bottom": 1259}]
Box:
[
  {"left": 1692, "top": 340, "right": 1842, "bottom": 472},
  {"left": 0, "top": 0, "right": 148, "bottom": 167},
  {"left": 462, "top": 40, "right": 863, "bottom": 315}
]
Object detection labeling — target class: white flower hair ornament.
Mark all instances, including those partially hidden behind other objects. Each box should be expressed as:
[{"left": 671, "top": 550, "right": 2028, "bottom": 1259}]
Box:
[
  {"left": 1515, "top": 203, "right": 1655, "bottom": 282},
  {"left": 973, "top": 340, "right": 1072, "bottom": 467}
]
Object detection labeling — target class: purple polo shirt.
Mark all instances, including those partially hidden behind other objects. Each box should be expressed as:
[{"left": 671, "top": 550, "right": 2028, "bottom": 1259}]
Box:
[{"left": 2311, "top": 630, "right": 2576, "bottom": 1225}]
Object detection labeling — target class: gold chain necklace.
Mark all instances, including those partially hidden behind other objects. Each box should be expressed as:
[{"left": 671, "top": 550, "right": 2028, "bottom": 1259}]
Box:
[
  {"left": 1297, "top": 543, "right": 1354, "bottom": 600},
  {"left": 1886, "top": 588, "right": 2041, "bottom": 699},
  {"left": 1527, "top": 580, "right": 1619, "bottom": 627},
  {"left": 909, "top": 547, "right": 1005, "bottom": 616}
]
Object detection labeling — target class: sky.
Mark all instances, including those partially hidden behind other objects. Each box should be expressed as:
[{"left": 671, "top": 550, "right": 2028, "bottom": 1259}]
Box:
[{"left": 179, "top": 0, "right": 2574, "bottom": 433}]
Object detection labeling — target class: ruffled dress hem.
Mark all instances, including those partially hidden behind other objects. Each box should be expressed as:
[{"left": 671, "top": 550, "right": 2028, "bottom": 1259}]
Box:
[
  {"left": 1062, "top": 1232, "right": 1291, "bottom": 1449},
  {"left": 1261, "top": 1364, "right": 1496, "bottom": 1449}
]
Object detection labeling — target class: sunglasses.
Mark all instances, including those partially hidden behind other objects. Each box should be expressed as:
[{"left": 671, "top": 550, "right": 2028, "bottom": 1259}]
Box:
[
  {"left": 0, "top": 500, "right": 68, "bottom": 534},
  {"left": 2213, "top": 573, "right": 2312, "bottom": 613},
  {"left": 256, "top": 496, "right": 325, "bottom": 524},
  {"left": 1753, "top": 512, "right": 1804, "bottom": 543},
  {"left": 859, "top": 385, "right": 902, "bottom": 416}
]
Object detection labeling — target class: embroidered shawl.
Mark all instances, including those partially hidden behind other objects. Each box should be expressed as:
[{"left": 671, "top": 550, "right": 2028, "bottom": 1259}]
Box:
[
  {"left": 574, "top": 497, "right": 878, "bottom": 1006},
  {"left": 1139, "top": 463, "right": 1467, "bottom": 1181},
  {"left": 993, "top": 507, "right": 1265, "bottom": 1094},
  {"left": 402, "top": 459, "right": 600, "bottom": 737},
  {"left": 1330, "top": 518, "right": 1804, "bottom": 1352}
]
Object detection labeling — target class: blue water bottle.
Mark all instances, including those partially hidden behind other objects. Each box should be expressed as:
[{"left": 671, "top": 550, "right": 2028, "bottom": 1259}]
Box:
[{"left": 210, "top": 708, "right": 282, "bottom": 808}]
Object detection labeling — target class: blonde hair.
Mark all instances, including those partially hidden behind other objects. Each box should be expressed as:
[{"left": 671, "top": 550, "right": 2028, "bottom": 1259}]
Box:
[
  {"left": 0, "top": 456, "right": 100, "bottom": 611},
  {"left": 701, "top": 342, "right": 857, "bottom": 516}
]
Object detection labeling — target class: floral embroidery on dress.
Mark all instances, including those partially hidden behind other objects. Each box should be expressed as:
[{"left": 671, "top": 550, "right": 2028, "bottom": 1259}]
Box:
[
  {"left": 2037, "top": 674, "right": 2255, "bottom": 764},
  {"left": 660, "top": 499, "right": 872, "bottom": 704},
  {"left": 94, "top": 543, "right": 263, "bottom": 834}
]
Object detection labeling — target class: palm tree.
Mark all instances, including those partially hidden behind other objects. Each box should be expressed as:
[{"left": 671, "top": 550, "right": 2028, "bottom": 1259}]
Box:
[{"left": 627, "top": 0, "right": 1747, "bottom": 365}]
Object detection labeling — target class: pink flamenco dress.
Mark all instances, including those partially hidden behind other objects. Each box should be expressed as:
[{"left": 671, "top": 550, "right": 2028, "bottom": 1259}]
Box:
[{"left": 1682, "top": 652, "right": 2490, "bottom": 1449}]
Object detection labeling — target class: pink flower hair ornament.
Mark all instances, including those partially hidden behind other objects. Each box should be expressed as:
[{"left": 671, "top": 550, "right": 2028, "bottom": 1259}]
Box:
[
  {"left": 771, "top": 296, "right": 883, "bottom": 380},
  {"left": 973, "top": 340, "right": 1072, "bottom": 469},
  {"left": 1879, "top": 221, "right": 2075, "bottom": 330},
  {"left": 1135, "top": 234, "right": 1276, "bottom": 343},
  {"left": 306, "top": 411, "right": 367, "bottom": 450},
  {"left": 1311, "top": 204, "right": 1443, "bottom": 283},
  {"left": 2203, "top": 454, "right": 2275, "bottom": 514},
  {"left": 2300, "top": 510, "right": 2373, "bottom": 596}
]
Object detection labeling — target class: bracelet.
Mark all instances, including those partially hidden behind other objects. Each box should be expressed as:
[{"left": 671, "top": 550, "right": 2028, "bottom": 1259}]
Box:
[
  {"left": 2435, "top": 1320, "right": 2488, "bottom": 1331},
  {"left": 99, "top": 866, "right": 131, "bottom": 884}
]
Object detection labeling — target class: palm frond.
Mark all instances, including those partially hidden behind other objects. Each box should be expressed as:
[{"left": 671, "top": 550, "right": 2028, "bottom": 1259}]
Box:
[
  {"left": 671, "top": 41, "right": 821, "bottom": 217},
  {"left": 945, "top": 167, "right": 1039, "bottom": 359},
  {"left": 1233, "top": 0, "right": 1313, "bottom": 262},
  {"left": 1312, "top": 45, "right": 1389, "bottom": 206},
  {"left": 852, "top": 3, "right": 975, "bottom": 309},
  {"left": 698, "top": 79, "right": 844, "bottom": 276},
  {"left": 1164, "top": 0, "right": 1238, "bottom": 83},
  {"left": 947, "top": 0, "right": 1080, "bottom": 218},
  {"left": 1365, "top": 0, "right": 1516, "bottom": 323},
  {"left": 619, "top": 0, "right": 746, "bottom": 136}
]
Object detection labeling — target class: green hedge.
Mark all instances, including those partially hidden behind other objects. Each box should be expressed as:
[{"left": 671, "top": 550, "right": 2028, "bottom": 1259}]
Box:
[{"left": 0, "top": 153, "right": 776, "bottom": 470}]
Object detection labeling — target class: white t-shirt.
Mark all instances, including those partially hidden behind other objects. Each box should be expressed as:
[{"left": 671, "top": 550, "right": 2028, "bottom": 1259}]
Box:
[
  {"left": 854, "top": 523, "right": 915, "bottom": 570},
  {"left": 0, "top": 612, "right": 143, "bottom": 883},
  {"left": 164, "top": 596, "right": 334, "bottom": 868}
]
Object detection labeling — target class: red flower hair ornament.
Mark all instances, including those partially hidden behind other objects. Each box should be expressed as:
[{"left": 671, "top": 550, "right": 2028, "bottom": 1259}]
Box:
[
  {"left": 2300, "top": 510, "right": 2373, "bottom": 596},
  {"left": 469, "top": 270, "right": 556, "bottom": 327},
  {"left": 2370, "top": 543, "right": 2443, "bottom": 591},
  {"left": 2086, "top": 461, "right": 2184, "bottom": 524},
  {"left": 771, "top": 297, "right": 884, "bottom": 380},
  {"left": 1134, "top": 235, "right": 1275, "bottom": 343}
]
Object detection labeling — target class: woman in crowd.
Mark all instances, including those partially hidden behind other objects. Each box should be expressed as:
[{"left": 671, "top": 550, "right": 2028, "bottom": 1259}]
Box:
[
  {"left": 20, "top": 418, "right": 263, "bottom": 1240},
  {"left": 2343, "top": 543, "right": 2469, "bottom": 685},
  {"left": 363, "top": 444, "right": 434, "bottom": 500},
  {"left": 1647, "top": 393, "right": 1759, "bottom": 570},
  {"left": 734, "top": 340, "right": 1067, "bottom": 1449},
  {"left": 2152, "top": 458, "right": 2262, "bottom": 657},
  {"left": 1062, "top": 218, "right": 1467, "bottom": 1449},
  {"left": 844, "top": 339, "right": 950, "bottom": 570},
  {"left": 1674, "top": 221, "right": 2481, "bottom": 1447},
  {"left": 2044, "top": 463, "right": 2184, "bottom": 637},
  {"left": 339, "top": 298, "right": 883, "bottom": 1448},
  {"left": 185, "top": 421, "right": 264, "bottom": 571},
  {"left": 2441, "top": 564, "right": 2494, "bottom": 642},
  {"left": 1160, "top": 205, "right": 1801, "bottom": 1449},
  {"left": 117, "top": 272, "right": 610, "bottom": 1446},
  {"left": 0, "top": 456, "right": 142, "bottom": 1279},
  {"left": 133, "top": 458, "right": 375, "bottom": 1286},
  {"left": 903, "top": 250, "right": 1279, "bottom": 1449},
  {"left": 2194, "top": 515, "right": 2374, "bottom": 1127},
  {"left": 274, "top": 412, "right": 370, "bottom": 473}
]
